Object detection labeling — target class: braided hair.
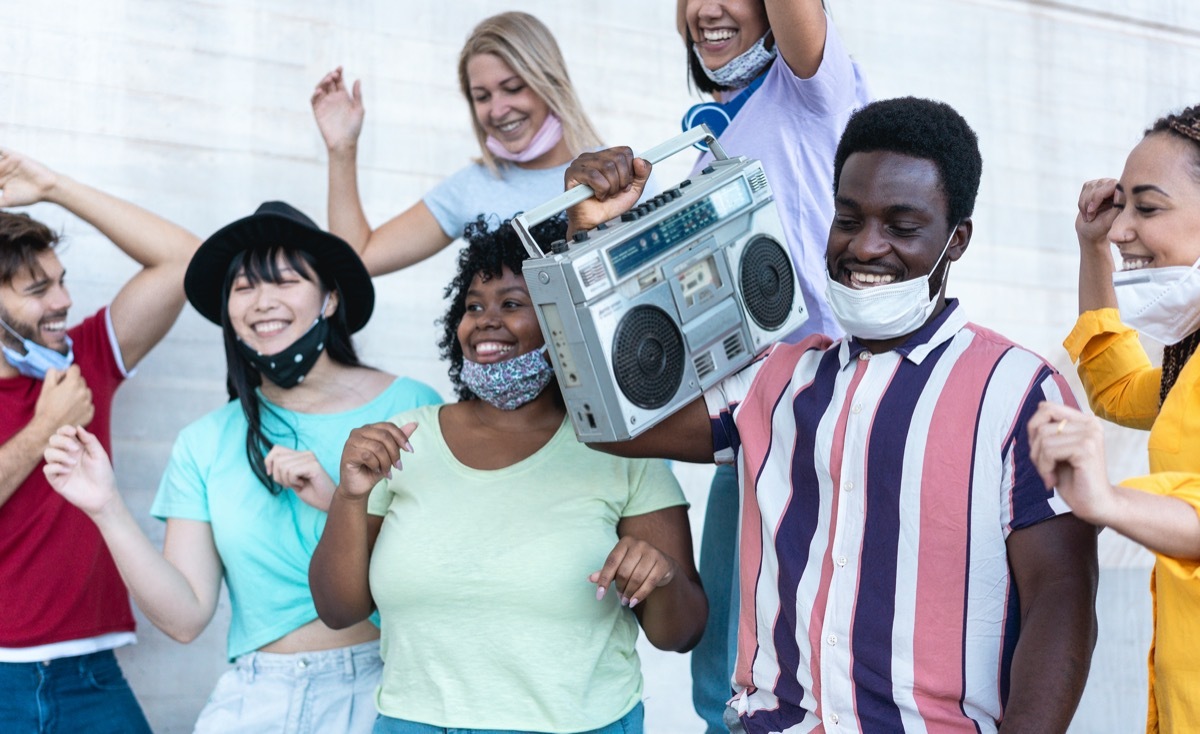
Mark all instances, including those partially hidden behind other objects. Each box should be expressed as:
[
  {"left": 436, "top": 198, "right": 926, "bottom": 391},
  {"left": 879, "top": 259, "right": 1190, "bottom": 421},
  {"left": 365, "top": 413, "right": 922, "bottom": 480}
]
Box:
[{"left": 1147, "top": 105, "right": 1200, "bottom": 405}]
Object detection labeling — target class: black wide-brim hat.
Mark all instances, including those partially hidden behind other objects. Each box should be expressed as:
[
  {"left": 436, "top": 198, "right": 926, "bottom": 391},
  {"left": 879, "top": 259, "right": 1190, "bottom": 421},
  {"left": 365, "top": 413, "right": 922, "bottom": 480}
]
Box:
[{"left": 185, "top": 201, "right": 374, "bottom": 333}]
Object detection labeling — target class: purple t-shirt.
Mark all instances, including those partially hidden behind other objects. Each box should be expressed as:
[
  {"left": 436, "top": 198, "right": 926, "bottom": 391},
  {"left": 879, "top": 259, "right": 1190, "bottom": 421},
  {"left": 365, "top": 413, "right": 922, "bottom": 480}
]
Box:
[{"left": 695, "top": 21, "right": 871, "bottom": 341}]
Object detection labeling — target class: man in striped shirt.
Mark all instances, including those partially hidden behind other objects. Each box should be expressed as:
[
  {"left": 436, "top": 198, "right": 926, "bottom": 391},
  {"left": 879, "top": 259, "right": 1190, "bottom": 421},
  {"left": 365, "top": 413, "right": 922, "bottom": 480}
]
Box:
[{"left": 567, "top": 97, "right": 1098, "bottom": 733}]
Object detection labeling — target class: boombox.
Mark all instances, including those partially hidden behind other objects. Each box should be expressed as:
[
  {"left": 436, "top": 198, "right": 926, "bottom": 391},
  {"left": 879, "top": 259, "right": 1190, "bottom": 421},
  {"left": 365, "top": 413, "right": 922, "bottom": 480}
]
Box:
[{"left": 511, "top": 126, "right": 807, "bottom": 442}]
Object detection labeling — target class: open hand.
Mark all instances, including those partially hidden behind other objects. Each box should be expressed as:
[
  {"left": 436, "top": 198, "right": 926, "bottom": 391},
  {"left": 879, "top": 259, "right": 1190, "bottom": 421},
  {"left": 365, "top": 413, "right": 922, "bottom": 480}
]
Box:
[
  {"left": 43, "top": 425, "right": 119, "bottom": 517},
  {"left": 0, "top": 148, "right": 60, "bottom": 207},
  {"left": 266, "top": 446, "right": 336, "bottom": 512},
  {"left": 589, "top": 535, "right": 678, "bottom": 609},
  {"left": 564, "top": 148, "right": 652, "bottom": 238},
  {"left": 311, "top": 66, "right": 365, "bottom": 153},
  {"left": 337, "top": 421, "right": 416, "bottom": 499}
]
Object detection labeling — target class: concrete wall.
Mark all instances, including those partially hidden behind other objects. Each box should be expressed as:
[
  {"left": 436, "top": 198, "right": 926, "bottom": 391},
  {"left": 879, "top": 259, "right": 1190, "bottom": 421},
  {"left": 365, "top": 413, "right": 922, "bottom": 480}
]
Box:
[{"left": 3, "top": 0, "right": 1198, "bottom": 731}]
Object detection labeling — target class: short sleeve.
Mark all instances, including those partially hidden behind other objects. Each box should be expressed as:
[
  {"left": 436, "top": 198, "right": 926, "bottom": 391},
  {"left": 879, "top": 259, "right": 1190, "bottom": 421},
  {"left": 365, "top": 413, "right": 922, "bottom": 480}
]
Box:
[
  {"left": 1004, "top": 365, "right": 1078, "bottom": 534},
  {"left": 620, "top": 458, "right": 687, "bottom": 518},
  {"left": 1122, "top": 473, "right": 1200, "bottom": 577},
  {"left": 366, "top": 477, "right": 393, "bottom": 517},
  {"left": 770, "top": 19, "right": 865, "bottom": 117},
  {"left": 151, "top": 430, "right": 212, "bottom": 522},
  {"left": 422, "top": 165, "right": 480, "bottom": 240}
]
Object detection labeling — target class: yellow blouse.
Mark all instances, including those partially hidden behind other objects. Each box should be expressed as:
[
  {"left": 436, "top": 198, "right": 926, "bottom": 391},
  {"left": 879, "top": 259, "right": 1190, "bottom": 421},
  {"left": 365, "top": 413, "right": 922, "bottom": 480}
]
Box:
[{"left": 1065, "top": 308, "right": 1200, "bottom": 733}]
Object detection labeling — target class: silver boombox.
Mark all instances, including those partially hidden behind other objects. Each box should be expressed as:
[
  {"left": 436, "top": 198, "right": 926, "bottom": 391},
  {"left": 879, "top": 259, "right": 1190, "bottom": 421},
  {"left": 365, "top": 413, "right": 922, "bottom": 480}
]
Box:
[{"left": 511, "top": 126, "right": 807, "bottom": 442}]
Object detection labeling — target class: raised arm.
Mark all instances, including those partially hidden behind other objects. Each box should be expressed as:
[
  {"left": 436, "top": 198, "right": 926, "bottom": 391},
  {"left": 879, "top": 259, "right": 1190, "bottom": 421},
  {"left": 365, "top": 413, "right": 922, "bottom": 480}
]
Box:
[
  {"left": 765, "top": 0, "right": 829, "bottom": 80},
  {"left": 1001, "top": 513, "right": 1098, "bottom": 731},
  {"left": 0, "top": 148, "right": 200, "bottom": 369},
  {"left": 589, "top": 397, "right": 714, "bottom": 463},
  {"left": 43, "top": 426, "right": 223, "bottom": 642},
  {"left": 310, "top": 421, "right": 414, "bottom": 628},
  {"left": 311, "top": 68, "right": 452, "bottom": 276},
  {"left": 1075, "top": 178, "right": 1120, "bottom": 314}
]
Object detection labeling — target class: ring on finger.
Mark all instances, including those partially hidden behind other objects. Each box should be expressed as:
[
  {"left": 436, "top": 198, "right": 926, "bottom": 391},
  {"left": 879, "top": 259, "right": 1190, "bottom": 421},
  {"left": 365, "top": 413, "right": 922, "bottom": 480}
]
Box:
[{"left": 1056, "top": 420, "right": 1067, "bottom": 435}]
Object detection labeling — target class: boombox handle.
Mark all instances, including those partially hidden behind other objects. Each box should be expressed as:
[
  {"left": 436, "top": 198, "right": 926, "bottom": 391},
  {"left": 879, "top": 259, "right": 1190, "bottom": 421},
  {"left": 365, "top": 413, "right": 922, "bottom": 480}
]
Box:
[{"left": 511, "top": 124, "right": 727, "bottom": 259}]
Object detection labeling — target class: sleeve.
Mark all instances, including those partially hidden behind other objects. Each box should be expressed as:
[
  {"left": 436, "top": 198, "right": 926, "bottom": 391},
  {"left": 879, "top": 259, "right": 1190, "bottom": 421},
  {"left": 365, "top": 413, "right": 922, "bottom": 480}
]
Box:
[
  {"left": 1063, "top": 308, "right": 1161, "bottom": 430},
  {"left": 702, "top": 349, "right": 771, "bottom": 465},
  {"left": 619, "top": 457, "right": 688, "bottom": 518},
  {"left": 422, "top": 164, "right": 481, "bottom": 239},
  {"left": 150, "top": 428, "right": 212, "bottom": 522},
  {"left": 70, "top": 308, "right": 128, "bottom": 388},
  {"left": 771, "top": 18, "right": 866, "bottom": 117},
  {"left": 365, "top": 476, "right": 392, "bottom": 517},
  {"left": 1121, "top": 472, "right": 1200, "bottom": 577},
  {"left": 1003, "top": 363, "right": 1079, "bottom": 535}
]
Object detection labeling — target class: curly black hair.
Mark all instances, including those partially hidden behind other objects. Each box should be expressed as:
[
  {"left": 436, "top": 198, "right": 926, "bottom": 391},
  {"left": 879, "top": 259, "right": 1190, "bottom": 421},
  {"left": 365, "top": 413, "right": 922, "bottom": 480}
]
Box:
[
  {"left": 438, "top": 214, "right": 568, "bottom": 401},
  {"left": 832, "top": 97, "right": 983, "bottom": 229}
]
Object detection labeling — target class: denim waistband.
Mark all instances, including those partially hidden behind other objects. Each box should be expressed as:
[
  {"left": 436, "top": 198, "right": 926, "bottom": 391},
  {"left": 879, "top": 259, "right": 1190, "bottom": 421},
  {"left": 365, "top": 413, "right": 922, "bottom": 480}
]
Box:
[
  {"left": 0, "top": 649, "right": 119, "bottom": 679},
  {"left": 234, "top": 640, "right": 380, "bottom": 681}
]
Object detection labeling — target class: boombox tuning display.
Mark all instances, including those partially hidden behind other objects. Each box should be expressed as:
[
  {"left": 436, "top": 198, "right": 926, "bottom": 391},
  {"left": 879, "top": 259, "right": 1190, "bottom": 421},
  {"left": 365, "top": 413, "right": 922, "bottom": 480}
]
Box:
[{"left": 511, "top": 125, "right": 807, "bottom": 442}]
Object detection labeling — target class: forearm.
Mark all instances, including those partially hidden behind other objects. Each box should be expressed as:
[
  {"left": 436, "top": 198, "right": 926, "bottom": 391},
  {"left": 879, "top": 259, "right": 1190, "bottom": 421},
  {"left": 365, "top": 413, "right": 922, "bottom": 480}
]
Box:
[
  {"left": 1098, "top": 485, "right": 1200, "bottom": 560},
  {"left": 325, "top": 147, "right": 372, "bottom": 252},
  {"left": 0, "top": 418, "right": 57, "bottom": 507},
  {"left": 635, "top": 568, "right": 708, "bottom": 652},
  {"left": 309, "top": 490, "right": 375, "bottom": 628},
  {"left": 1077, "top": 238, "right": 1117, "bottom": 314},
  {"left": 1000, "top": 582, "right": 1096, "bottom": 731},
  {"left": 45, "top": 175, "right": 199, "bottom": 267},
  {"left": 91, "top": 503, "right": 216, "bottom": 642}
]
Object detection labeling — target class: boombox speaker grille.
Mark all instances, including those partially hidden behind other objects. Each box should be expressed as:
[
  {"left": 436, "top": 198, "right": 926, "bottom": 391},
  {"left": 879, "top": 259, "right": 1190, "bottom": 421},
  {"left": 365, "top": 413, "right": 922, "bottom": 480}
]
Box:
[
  {"left": 739, "top": 235, "right": 794, "bottom": 330},
  {"left": 613, "top": 306, "right": 684, "bottom": 409}
]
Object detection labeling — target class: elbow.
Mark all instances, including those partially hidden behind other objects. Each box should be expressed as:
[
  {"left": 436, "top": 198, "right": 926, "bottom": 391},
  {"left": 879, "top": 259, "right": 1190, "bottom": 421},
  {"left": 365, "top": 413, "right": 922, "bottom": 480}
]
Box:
[
  {"left": 164, "top": 619, "right": 207, "bottom": 645},
  {"left": 312, "top": 595, "right": 369, "bottom": 631}
]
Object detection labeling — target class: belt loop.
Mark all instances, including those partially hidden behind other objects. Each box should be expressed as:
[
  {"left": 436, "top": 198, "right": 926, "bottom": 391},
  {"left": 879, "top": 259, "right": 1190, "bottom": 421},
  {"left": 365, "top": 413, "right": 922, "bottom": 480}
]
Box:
[
  {"left": 243, "top": 652, "right": 257, "bottom": 683},
  {"left": 343, "top": 645, "right": 355, "bottom": 679}
]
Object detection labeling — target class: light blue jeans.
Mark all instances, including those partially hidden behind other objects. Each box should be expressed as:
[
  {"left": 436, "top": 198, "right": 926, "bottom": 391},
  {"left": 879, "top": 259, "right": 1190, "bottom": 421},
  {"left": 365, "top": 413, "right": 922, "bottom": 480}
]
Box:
[
  {"left": 372, "top": 701, "right": 643, "bottom": 734},
  {"left": 194, "top": 640, "right": 382, "bottom": 733},
  {"left": 691, "top": 463, "right": 740, "bottom": 734}
]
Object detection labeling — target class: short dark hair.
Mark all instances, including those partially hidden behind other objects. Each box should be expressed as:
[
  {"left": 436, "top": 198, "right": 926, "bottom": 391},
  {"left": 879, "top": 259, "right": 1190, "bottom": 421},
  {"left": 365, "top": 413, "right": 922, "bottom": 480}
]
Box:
[
  {"left": 0, "top": 212, "right": 59, "bottom": 286},
  {"left": 833, "top": 97, "right": 983, "bottom": 228},
  {"left": 1147, "top": 104, "right": 1200, "bottom": 181},
  {"left": 438, "top": 215, "right": 566, "bottom": 402}
]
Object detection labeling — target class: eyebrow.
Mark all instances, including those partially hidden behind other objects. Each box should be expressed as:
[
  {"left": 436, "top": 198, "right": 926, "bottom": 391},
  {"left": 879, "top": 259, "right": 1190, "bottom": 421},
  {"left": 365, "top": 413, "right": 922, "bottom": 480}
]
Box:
[
  {"left": 466, "top": 284, "right": 528, "bottom": 298},
  {"left": 21, "top": 268, "right": 64, "bottom": 293},
  {"left": 470, "top": 76, "right": 521, "bottom": 93},
  {"left": 834, "top": 196, "right": 929, "bottom": 217},
  {"left": 1115, "top": 183, "right": 1171, "bottom": 197}
]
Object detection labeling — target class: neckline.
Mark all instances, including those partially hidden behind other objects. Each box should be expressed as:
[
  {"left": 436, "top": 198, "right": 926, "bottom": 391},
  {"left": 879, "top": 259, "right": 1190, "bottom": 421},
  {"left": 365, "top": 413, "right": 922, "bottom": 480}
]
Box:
[{"left": 429, "top": 403, "right": 571, "bottom": 476}]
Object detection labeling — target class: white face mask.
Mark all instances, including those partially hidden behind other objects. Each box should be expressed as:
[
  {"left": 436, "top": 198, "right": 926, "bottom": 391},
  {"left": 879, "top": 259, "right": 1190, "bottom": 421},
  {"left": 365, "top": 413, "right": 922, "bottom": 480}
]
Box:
[
  {"left": 1113, "top": 255, "right": 1200, "bottom": 346},
  {"left": 824, "top": 230, "right": 956, "bottom": 341}
]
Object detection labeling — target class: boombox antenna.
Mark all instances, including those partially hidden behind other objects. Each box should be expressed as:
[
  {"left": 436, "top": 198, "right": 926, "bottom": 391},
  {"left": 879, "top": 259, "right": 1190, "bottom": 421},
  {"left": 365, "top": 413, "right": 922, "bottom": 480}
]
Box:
[{"left": 511, "top": 125, "right": 726, "bottom": 259}]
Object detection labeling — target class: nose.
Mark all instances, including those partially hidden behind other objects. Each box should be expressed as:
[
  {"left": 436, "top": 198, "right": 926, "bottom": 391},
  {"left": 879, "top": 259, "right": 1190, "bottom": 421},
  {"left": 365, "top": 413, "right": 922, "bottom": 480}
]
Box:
[
  {"left": 490, "top": 97, "right": 513, "bottom": 123},
  {"left": 695, "top": 1, "right": 723, "bottom": 21},
  {"left": 49, "top": 283, "right": 72, "bottom": 312},
  {"left": 844, "top": 226, "right": 894, "bottom": 263},
  {"left": 1107, "top": 206, "right": 1135, "bottom": 245},
  {"left": 251, "top": 284, "right": 280, "bottom": 311}
]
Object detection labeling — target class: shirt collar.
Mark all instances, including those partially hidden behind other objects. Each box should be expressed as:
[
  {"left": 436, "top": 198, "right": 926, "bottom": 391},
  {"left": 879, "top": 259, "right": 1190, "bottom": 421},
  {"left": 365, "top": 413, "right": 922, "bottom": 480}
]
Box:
[{"left": 838, "top": 299, "right": 968, "bottom": 368}]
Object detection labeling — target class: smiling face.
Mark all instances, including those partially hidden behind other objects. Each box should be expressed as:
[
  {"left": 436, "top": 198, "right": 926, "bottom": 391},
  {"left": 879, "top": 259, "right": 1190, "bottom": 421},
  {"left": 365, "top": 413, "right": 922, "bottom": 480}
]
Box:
[
  {"left": 225, "top": 253, "right": 335, "bottom": 357},
  {"left": 456, "top": 266, "right": 544, "bottom": 365},
  {"left": 1109, "top": 132, "right": 1200, "bottom": 271},
  {"left": 466, "top": 52, "right": 551, "bottom": 158},
  {"left": 826, "top": 151, "right": 969, "bottom": 341},
  {"left": 686, "top": 0, "right": 770, "bottom": 71},
  {"left": 0, "top": 249, "right": 72, "bottom": 355}
]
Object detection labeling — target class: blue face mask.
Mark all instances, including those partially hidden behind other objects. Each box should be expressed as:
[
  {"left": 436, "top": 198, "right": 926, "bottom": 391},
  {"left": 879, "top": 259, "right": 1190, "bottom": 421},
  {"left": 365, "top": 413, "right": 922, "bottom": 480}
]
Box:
[{"left": 0, "top": 318, "right": 74, "bottom": 379}]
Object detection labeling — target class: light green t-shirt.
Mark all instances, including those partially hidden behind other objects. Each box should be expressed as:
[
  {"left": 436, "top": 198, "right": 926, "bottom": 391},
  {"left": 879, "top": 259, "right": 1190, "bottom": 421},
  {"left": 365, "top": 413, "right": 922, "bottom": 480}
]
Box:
[{"left": 366, "top": 404, "right": 687, "bottom": 732}]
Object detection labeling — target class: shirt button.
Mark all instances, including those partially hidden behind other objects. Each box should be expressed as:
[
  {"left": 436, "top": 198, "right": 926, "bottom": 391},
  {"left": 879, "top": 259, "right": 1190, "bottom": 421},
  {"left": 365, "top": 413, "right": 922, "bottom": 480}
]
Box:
[
  {"left": 858, "top": 350, "right": 870, "bottom": 361},
  {"left": 851, "top": 404, "right": 863, "bottom": 414},
  {"left": 837, "top": 556, "right": 847, "bottom": 567},
  {"left": 843, "top": 481, "right": 854, "bottom": 492},
  {"left": 827, "top": 634, "right": 837, "bottom": 646},
  {"left": 829, "top": 713, "right": 840, "bottom": 724}
]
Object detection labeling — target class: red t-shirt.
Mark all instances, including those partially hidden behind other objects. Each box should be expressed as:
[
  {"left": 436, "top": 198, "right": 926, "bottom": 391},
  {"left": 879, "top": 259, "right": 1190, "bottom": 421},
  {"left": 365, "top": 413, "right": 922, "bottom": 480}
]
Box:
[{"left": 0, "top": 308, "right": 134, "bottom": 646}]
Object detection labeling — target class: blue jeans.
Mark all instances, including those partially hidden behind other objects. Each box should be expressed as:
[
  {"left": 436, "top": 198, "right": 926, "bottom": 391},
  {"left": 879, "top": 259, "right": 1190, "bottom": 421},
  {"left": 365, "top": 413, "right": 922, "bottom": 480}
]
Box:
[
  {"left": 372, "top": 701, "right": 643, "bottom": 734},
  {"left": 691, "top": 463, "right": 740, "bottom": 734},
  {"left": 0, "top": 649, "right": 152, "bottom": 734}
]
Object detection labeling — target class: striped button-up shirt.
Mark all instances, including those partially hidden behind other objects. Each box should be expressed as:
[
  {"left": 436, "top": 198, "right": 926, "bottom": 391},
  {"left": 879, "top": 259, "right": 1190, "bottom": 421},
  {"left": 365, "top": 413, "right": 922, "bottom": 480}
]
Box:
[{"left": 704, "top": 300, "right": 1075, "bottom": 733}]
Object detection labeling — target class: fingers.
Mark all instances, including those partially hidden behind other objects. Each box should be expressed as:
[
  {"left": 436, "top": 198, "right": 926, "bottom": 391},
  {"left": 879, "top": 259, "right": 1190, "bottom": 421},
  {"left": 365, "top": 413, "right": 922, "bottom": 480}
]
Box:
[
  {"left": 1078, "top": 178, "right": 1118, "bottom": 221},
  {"left": 564, "top": 148, "right": 637, "bottom": 201},
  {"left": 343, "top": 422, "right": 417, "bottom": 477},
  {"left": 590, "top": 538, "right": 675, "bottom": 608},
  {"left": 75, "top": 424, "right": 104, "bottom": 457},
  {"left": 352, "top": 78, "right": 363, "bottom": 106}
]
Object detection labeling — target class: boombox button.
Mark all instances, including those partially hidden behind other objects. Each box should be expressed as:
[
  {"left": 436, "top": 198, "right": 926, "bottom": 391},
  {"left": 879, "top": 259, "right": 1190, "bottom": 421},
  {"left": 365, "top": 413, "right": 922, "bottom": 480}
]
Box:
[
  {"left": 538, "top": 272, "right": 550, "bottom": 284},
  {"left": 573, "top": 231, "right": 590, "bottom": 243},
  {"left": 701, "top": 165, "right": 715, "bottom": 175},
  {"left": 596, "top": 222, "right": 609, "bottom": 230},
  {"left": 680, "top": 179, "right": 693, "bottom": 188},
  {"left": 621, "top": 212, "right": 637, "bottom": 222}
]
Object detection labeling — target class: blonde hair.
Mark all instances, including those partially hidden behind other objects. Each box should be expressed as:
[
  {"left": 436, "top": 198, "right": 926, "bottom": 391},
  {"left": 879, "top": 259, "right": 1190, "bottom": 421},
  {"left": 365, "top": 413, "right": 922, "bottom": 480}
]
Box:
[{"left": 457, "top": 12, "right": 603, "bottom": 175}]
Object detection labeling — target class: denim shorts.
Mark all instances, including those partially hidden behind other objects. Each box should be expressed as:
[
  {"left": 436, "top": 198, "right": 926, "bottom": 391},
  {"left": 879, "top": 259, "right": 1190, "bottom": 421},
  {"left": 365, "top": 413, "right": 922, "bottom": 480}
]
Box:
[
  {"left": 372, "top": 701, "right": 644, "bottom": 734},
  {"left": 194, "top": 640, "right": 382, "bottom": 734},
  {"left": 0, "top": 649, "right": 152, "bottom": 734}
]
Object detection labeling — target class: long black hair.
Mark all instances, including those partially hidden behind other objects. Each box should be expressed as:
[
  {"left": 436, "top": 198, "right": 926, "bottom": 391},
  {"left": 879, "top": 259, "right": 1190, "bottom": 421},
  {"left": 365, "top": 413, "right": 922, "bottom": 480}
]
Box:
[
  {"left": 219, "top": 243, "right": 362, "bottom": 493},
  {"left": 438, "top": 215, "right": 566, "bottom": 402}
]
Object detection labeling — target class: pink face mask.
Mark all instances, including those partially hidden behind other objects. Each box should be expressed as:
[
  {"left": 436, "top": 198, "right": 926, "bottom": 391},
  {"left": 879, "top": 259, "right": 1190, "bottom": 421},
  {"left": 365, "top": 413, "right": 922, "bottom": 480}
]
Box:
[{"left": 485, "top": 113, "right": 563, "bottom": 164}]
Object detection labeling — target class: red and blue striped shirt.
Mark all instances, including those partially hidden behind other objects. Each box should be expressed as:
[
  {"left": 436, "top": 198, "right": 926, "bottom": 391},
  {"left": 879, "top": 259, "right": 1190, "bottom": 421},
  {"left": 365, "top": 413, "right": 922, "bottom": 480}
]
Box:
[{"left": 704, "top": 300, "right": 1076, "bottom": 733}]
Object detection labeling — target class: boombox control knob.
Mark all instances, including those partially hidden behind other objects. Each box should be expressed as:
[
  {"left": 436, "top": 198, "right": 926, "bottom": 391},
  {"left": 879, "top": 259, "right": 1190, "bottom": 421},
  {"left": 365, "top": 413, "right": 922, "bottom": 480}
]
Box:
[
  {"left": 621, "top": 212, "right": 636, "bottom": 222},
  {"left": 573, "top": 231, "right": 589, "bottom": 243},
  {"left": 538, "top": 272, "right": 550, "bottom": 284},
  {"left": 550, "top": 239, "right": 569, "bottom": 254},
  {"left": 701, "top": 165, "right": 715, "bottom": 175},
  {"left": 680, "top": 179, "right": 692, "bottom": 188}
]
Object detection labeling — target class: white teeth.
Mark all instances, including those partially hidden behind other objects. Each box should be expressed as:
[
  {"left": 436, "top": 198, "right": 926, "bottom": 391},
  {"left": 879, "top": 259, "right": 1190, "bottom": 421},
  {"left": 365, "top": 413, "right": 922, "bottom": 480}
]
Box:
[
  {"left": 848, "top": 271, "right": 897, "bottom": 288},
  {"left": 41, "top": 321, "right": 66, "bottom": 332},
  {"left": 1122, "top": 257, "right": 1152, "bottom": 271},
  {"left": 703, "top": 28, "right": 736, "bottom": 42},
  {"left": 475, "top": 342, "right": 514, "bottom": 356},
  {"left": 254, "top": 320, "right": 289, "bottom": 334},
  {"left": 497, "top": 120, "right": 522, "bottom": 133}
]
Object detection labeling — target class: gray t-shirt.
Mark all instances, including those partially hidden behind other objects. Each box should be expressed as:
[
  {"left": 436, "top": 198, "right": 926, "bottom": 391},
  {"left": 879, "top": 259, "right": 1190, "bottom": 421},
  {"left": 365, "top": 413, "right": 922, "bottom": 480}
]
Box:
[{"left": 422, "top": 160, "right": 569, "bottom": 239}]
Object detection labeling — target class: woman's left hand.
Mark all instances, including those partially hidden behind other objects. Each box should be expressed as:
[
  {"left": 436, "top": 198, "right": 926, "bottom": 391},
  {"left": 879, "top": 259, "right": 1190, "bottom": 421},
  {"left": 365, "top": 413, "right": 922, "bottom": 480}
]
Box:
[
  {"left": 1027, "top": 401, "right": 1116, "bottom": 526},
  {"left": 589, "top": 536, "right": 679, "bottom": 608},
  {"left": 265, "top": 446, "right": 336, "bottom": 512}
]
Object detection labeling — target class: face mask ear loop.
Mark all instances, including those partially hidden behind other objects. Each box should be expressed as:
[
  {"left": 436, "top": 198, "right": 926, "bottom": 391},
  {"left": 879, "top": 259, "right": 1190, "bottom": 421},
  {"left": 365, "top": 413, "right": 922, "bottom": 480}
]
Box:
[
  {"left": 317, "top": 292, "right": 332, "bottom": 325},
  {"left": 0, "top": 317, "right": 29, "bottom": 354}
]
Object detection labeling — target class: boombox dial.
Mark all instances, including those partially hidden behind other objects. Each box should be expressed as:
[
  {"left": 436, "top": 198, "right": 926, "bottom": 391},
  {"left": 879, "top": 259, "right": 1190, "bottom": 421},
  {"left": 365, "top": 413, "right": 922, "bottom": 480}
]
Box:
[
  {"left": 739, "top": 235, "right": 794, "bottom": 330},
  {"left": 612, "top": 306, "right": 685, "bottom": 409},
  {"left": 512, "top": 126, "right": 808, "bottom": 442}
]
